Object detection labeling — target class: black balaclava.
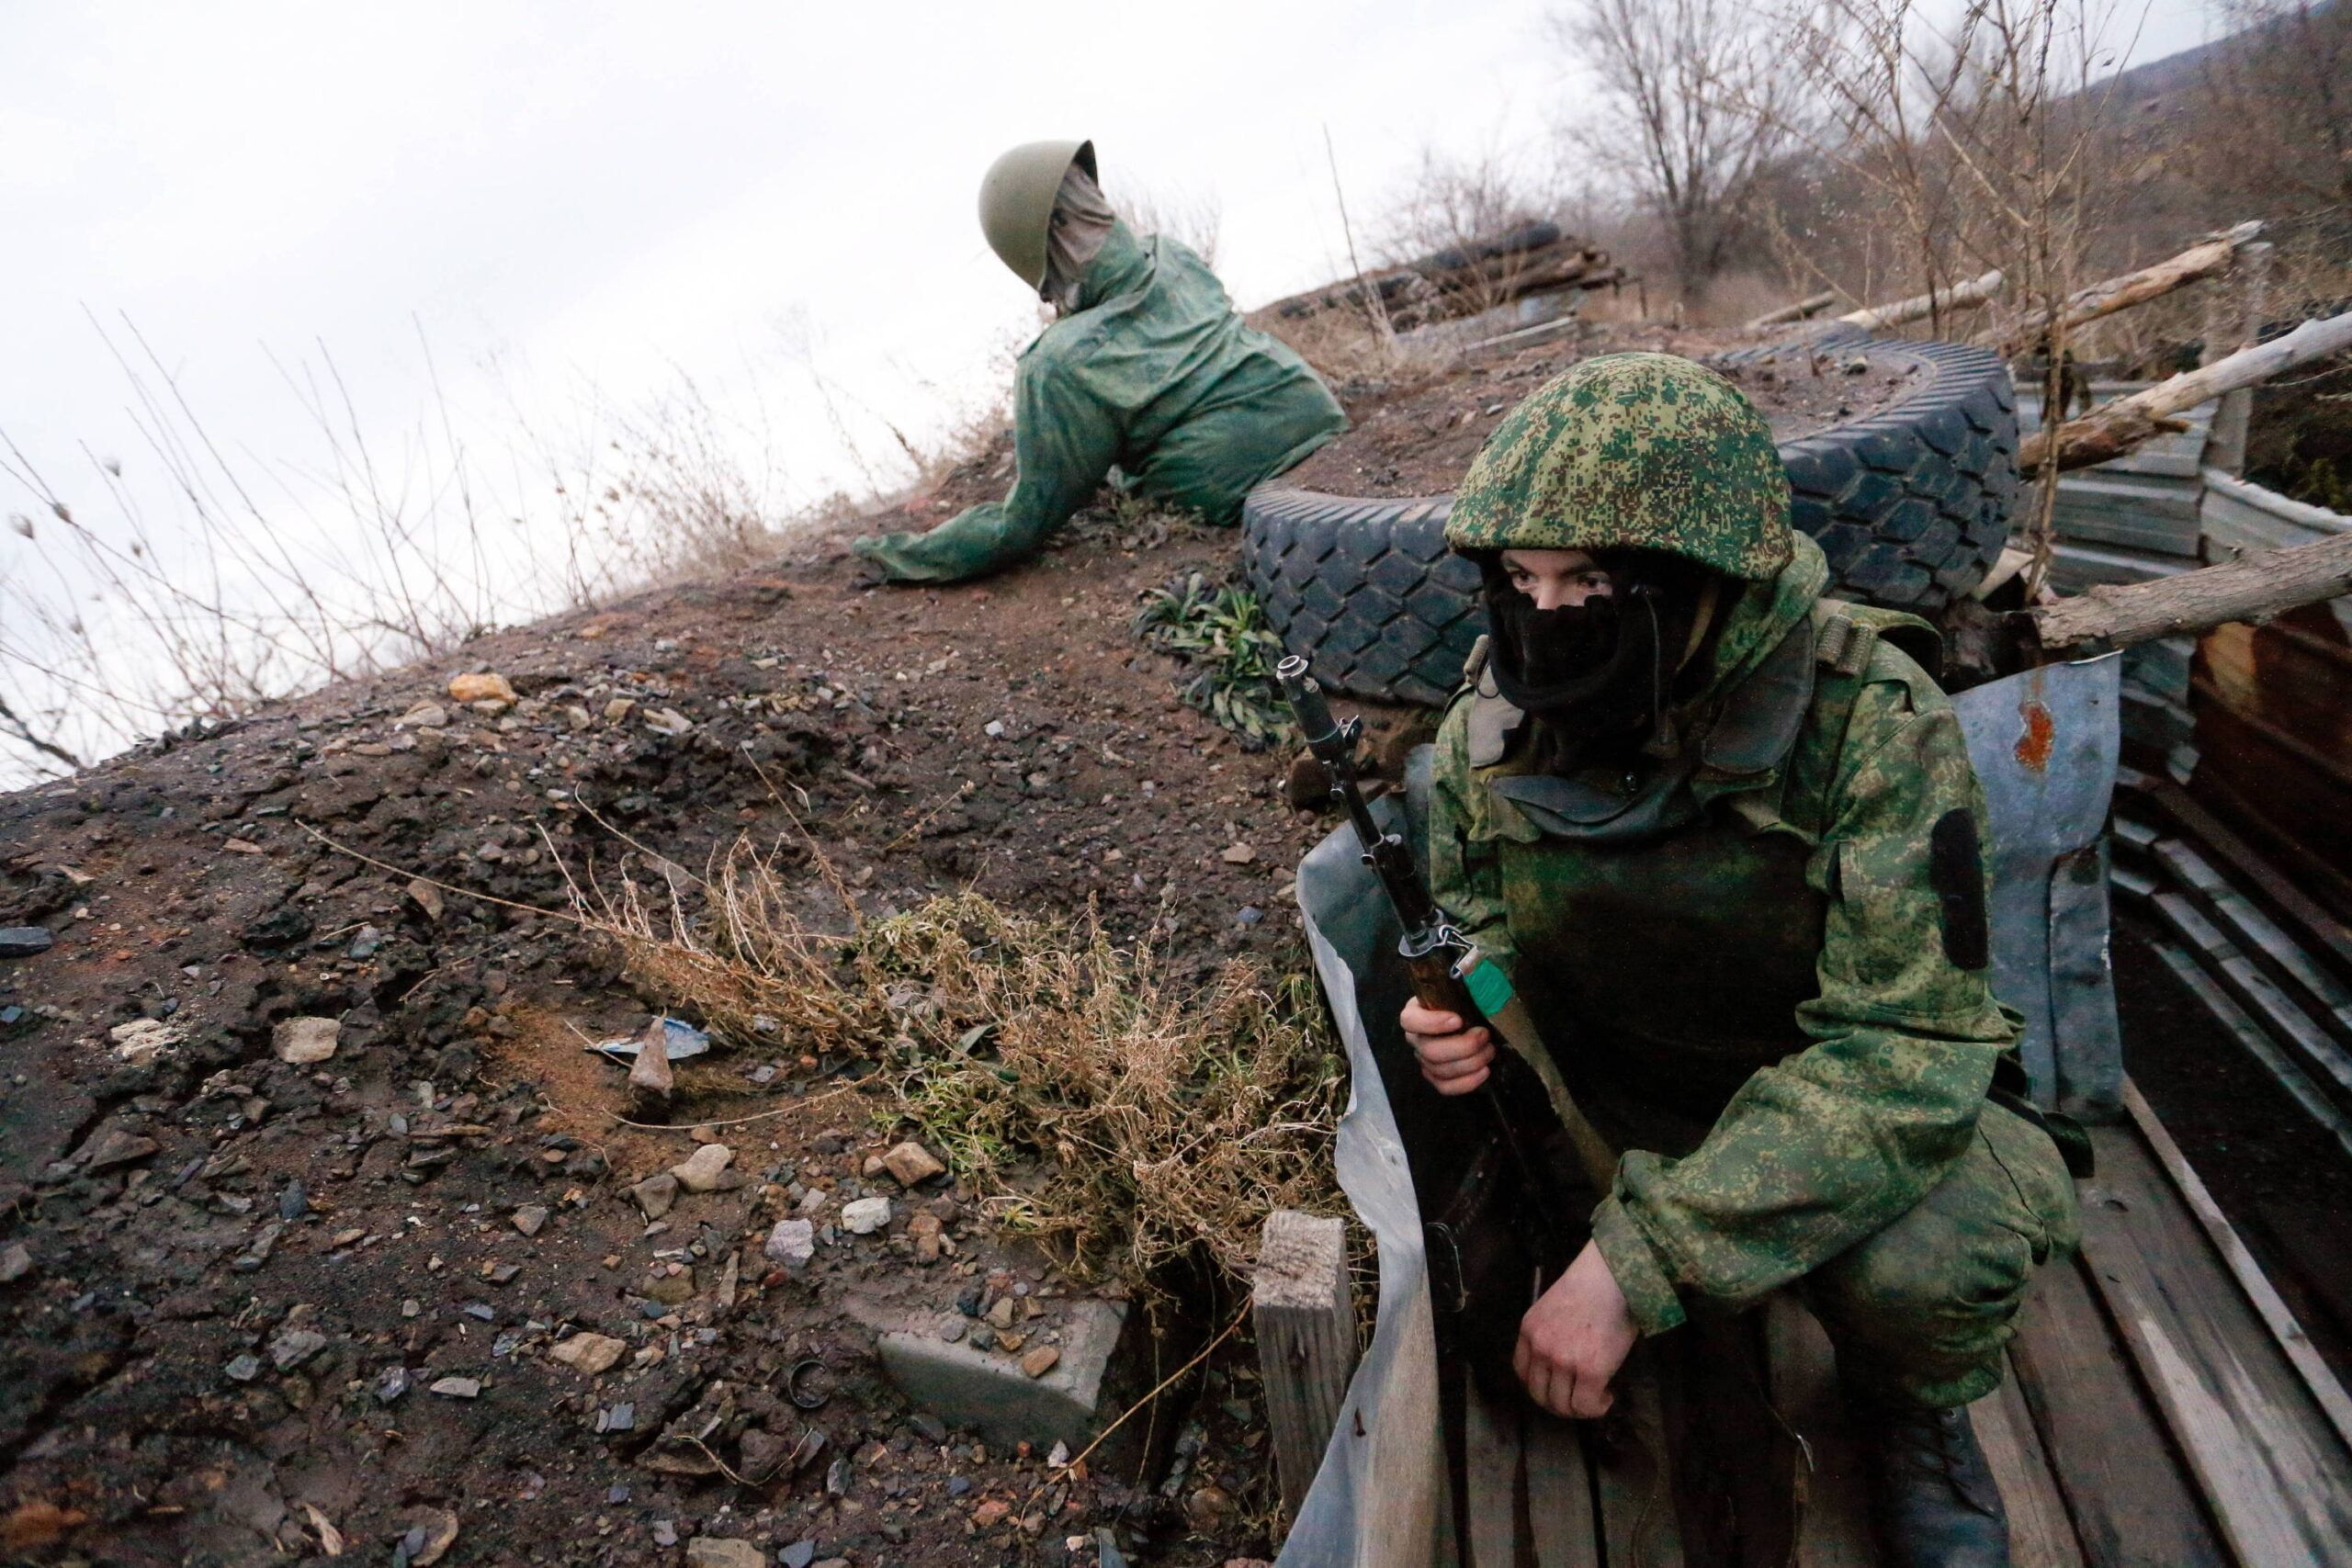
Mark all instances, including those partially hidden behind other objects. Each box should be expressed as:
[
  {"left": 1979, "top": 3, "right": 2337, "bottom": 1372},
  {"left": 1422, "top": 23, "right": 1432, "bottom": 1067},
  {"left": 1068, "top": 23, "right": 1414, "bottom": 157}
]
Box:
[{"left": 1478, "top": 549, "right": 1716, "bottom": 772}]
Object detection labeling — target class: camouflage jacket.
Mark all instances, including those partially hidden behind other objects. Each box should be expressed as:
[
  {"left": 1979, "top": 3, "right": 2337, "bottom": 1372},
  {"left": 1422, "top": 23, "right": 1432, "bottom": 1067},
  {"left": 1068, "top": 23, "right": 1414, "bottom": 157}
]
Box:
[{"left": 1427, "top": 534, "right": 2021, "bottom": 1335}]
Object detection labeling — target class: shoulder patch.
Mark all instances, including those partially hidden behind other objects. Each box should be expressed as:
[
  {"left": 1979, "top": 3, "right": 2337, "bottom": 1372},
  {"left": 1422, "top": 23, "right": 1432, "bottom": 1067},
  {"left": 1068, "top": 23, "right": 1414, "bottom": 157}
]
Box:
[{"left": 1928, "top": 808, "right": 1992, "bottom": 970}]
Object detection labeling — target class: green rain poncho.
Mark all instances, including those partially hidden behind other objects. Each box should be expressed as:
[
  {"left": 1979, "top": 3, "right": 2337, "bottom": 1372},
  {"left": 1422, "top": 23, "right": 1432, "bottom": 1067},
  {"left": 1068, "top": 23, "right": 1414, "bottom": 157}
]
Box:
[{"left": 853, "top": 221, "right": 1346, "bottom": 583}]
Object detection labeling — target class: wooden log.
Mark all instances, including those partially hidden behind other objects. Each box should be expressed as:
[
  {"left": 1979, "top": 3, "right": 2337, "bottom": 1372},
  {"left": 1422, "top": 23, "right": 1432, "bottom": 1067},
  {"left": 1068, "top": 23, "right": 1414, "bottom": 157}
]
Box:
[
  {"left": 1747, "top": 290, "right": 1838, "bottom": 329},
  {"left": 1253, "top": 1210, "right": 1357, "bottom": 1517},
  {"left": 1266, "top": 229, "right": 1611, "bottom": 327},
  {"left": 1837, "top": 268, "right": 2005, "bottom": 332},
  {"left": 2022, "top": 309, "right": 2352, "bottom": 474},
  {"left": 2206, "top": 242, "right": 2274, "bottom": 475},
  {"left": 1984, "top": 221, "right": 2265, "bottom": 357},
  {"left": 2025, "top": 524, "right": 2352, "bottom": 655},
  {"left": 1386, "top": 243, "right": 1618, "bottom": 331}
]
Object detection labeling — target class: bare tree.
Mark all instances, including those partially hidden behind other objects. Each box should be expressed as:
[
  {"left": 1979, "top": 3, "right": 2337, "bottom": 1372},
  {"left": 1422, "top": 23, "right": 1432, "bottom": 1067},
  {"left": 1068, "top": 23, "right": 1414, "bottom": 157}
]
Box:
[
  {"left": 0, "top": 688, "right": 82, "bottom": 776},
  {"left": 1115, "top": 184, "right": 1225, "bottom": 270},
  {"left": 1550, "top": 0, "right": 1804, "bottom": 300},
  {"left": 2188, "top": 0, "right": 2352, "bottom": 220},
  {"left": 1374, "top": 146, "right": 1553, "bottom": 265},
  {"left": 1770, "top": 0, "right": 2136, "bottom": 589},
  {"left": 1373, "top": 144, "right": 1560, "bottom": 317}
]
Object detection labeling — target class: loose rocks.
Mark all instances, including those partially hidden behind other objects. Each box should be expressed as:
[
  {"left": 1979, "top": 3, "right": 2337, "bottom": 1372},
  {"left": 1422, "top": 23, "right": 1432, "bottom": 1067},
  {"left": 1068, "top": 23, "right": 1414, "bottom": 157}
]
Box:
[
  {"left": 81, "top": 1127, "right": 160, "bottom": 1173},
  {"left": 272, "top": 1016, "right": 341, "bottom": 1065},
  {"left": 627, "top": 1030, "right": 674, "bottom": 1102},
  {"left": 684, "top": 1540, "right": 764, "bottom": 1568},
  {"left": 401, "top": 1509, "right": 460, "bottom": 1566},
  {"left": 447, "top": 671, "right": 517, "bottom": 705},
  {"left": 840, "top": 1196, "right": 891, "bottom": 1235},
  {"left": 0, "top": 927, "right": 54, "bottom": 958},
  {"left": 881, "top": 1140, "right": 946, "bottom": 1186},
  {"left": 764, "top": 1218, "right": 817, "bottom": 1268},
  {"left": 108, "top": 1018, "right": 180, "bottom": 1066},
  {"left": 670, "top": 1144, "right": 734, "bottom": 1193},
  {"left": 629, "top": 1173, "right": 680, "bottom": 1220},
  {"left": 548, "top": 1333, "right": 628, "bottom": 1376}
]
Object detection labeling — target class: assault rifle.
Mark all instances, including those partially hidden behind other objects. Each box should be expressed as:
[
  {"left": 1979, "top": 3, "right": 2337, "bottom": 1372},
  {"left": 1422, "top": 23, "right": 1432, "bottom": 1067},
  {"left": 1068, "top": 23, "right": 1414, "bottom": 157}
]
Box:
[{"left": 1273, "top": 656, "right": 1617, "bottom": 1226}]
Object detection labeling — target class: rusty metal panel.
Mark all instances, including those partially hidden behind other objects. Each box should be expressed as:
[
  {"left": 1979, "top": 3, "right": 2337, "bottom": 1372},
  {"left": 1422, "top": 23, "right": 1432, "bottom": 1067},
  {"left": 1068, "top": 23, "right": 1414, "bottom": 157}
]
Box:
[{"left": 1953, "top": 654, "right": 2125, "bottom": 1118}]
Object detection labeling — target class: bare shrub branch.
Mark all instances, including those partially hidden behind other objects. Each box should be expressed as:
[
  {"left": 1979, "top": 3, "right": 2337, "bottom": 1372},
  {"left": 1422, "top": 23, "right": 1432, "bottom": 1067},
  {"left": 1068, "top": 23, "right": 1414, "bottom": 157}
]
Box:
[{"left": 581, "top": 838, "right": 1347, "bottom": 1291}]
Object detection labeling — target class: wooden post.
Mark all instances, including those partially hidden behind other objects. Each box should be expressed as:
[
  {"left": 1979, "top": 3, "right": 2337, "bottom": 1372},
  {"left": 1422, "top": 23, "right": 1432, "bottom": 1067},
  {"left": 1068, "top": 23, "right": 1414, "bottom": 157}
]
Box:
[
  {"left": 1837, "top": 268, "right": 2005, "bottom": 333},
  {"left": 1253, "top": 1209, "right": 1356, "bottom": 1517},
  {"left": 2021, "top": 309, "right": 2352, "bottom": 474},
  {"left": 1747, "top": 290, "right": 1838, "bottom": 329},
  {"left": 2205, "top": 241, "right": 2274, "bottom": 477},
  {"left": 1981, "top": 220, "right": 2265, "bottom": 358},
  {"left": 2027, "top": 525, "right": 2352, "bottom": 655}
]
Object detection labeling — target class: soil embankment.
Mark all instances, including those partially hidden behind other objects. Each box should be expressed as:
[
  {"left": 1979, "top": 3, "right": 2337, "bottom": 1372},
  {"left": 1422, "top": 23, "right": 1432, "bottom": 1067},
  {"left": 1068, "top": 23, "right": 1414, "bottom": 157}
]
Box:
[
  {"left": 1283, "top": 324, "right": 1923, "bottom": 496},
  {"left": 0, "top": 445, "right": 1399, "bottom": 1564}
]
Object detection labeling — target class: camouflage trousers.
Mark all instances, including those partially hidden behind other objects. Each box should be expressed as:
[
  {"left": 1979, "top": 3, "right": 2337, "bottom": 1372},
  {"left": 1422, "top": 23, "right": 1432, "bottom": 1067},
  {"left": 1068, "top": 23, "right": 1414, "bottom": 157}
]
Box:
[{"left": 1797, "top": 1100, "right": 2081, "bottom": 1408}]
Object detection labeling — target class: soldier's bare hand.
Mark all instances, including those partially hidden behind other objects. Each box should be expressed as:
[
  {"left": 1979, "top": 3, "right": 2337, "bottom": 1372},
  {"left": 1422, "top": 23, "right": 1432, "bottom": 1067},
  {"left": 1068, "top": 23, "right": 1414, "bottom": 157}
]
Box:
[
  {"left": 1514, "top": 1241, "right": 1639, "bottom": 1420},
  {"left": 1399, "top": 1001, "right": 1494, "bottom": 1095}
]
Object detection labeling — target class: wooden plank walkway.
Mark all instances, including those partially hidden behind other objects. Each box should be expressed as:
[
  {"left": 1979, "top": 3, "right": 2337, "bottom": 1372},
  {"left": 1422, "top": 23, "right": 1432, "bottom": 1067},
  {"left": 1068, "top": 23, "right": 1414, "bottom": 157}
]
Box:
[{"left": 1432, "top": 1085, "right": 2352, "bottom": 1565}]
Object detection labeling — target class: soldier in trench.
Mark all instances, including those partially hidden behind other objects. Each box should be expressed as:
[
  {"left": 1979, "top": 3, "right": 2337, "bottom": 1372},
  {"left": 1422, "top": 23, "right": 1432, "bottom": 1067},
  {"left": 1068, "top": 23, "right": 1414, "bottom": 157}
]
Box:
[
  {"left": 852, "top": 139, "right": 1346, "bottom": 584},
  {"left": 1404, "top": 353, "right": 2083, "bottom": 1567}
]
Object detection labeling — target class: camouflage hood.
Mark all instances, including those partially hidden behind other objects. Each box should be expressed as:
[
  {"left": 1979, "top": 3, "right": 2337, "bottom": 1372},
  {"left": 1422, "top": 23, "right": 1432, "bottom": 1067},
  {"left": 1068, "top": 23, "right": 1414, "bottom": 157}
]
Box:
[
  {"left": 1444, "top": 353, "right": 1793, "bottom": 581},
  {"left": 1687, "top": 529, "right": 1829, "bottom": 719}
]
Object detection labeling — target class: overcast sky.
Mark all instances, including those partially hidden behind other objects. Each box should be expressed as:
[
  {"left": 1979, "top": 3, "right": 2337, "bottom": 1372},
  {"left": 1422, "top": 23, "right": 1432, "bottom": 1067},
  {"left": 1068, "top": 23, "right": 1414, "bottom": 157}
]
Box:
[
  {"left": 2, "top": 2, "right": 2218, "bottom": 510},
  {"left": 0, "top": 1, "right": 2214, "bottom": 776}
]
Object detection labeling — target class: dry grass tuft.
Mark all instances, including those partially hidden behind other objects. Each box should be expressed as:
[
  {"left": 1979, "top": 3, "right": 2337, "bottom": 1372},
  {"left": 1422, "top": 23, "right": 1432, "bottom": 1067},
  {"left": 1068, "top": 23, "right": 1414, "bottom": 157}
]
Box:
[
  {"left": 580, "top": 837, "right": 1348, "bottom": 1292},
  {"left": 1251, "top": 305, "right": 1407, "bottom": 388}
]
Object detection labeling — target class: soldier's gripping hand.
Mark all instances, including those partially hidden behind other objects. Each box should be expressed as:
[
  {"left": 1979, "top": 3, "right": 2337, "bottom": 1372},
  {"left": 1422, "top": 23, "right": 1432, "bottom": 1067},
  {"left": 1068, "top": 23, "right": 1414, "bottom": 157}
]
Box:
[
  {"left": 1399, "top": 1001, "right": 1495, "bottom": 1095},
  {"left": 1514, "top": 1240, "right": 1639, "bottom": 1419}
]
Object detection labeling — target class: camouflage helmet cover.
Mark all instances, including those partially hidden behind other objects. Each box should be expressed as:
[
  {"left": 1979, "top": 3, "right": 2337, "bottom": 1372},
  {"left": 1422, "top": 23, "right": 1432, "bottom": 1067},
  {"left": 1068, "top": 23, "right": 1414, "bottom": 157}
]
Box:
[{"left": 1443, "top": 352, "right": 1793, "bottom": 581}]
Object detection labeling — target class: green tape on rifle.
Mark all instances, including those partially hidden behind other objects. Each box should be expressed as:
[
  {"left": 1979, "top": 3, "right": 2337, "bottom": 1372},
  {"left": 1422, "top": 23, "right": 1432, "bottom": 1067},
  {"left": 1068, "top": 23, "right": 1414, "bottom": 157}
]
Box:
[{"left": 1461, "top": 956, "right": 1514, "bottom": 1018}]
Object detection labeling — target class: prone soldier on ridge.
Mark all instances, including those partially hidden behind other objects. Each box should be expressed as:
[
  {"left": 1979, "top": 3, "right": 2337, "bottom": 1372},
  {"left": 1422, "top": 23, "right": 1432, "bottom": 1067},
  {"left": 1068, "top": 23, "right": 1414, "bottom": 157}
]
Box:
[{"left": 854, "top": 139, "right": 1347, "bottom": 585}]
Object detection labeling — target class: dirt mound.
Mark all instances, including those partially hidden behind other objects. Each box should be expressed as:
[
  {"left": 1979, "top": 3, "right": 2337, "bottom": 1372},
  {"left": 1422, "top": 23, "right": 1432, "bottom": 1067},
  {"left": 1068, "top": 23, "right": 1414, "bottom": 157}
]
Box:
[
  {"left": 0, "top": 502, "right": 1410, "bottom": 1563},
  {"left": 1283, "top": 323, "right": 1927, "bottom": 497}
]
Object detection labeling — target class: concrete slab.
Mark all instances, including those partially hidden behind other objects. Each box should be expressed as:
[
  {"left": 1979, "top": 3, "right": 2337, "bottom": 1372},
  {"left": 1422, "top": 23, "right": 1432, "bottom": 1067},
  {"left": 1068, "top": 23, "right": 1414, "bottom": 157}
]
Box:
[{"left": 876, "top": 1298, "right": 1127, "bottom": 1450}]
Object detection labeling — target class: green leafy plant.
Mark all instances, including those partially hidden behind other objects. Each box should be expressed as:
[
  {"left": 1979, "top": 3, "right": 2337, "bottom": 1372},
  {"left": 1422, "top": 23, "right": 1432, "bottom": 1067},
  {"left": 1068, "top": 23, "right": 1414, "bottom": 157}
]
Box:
[{"left": 1131, "top": 570, "right": 1295, "bottom": 750}]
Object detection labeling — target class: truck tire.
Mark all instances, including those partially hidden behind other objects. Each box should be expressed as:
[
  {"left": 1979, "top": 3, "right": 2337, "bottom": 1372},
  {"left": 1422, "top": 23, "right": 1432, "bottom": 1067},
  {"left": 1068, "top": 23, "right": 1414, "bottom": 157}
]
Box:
[{"left": 1242, "top": 334, "right": 2018, "bottom": 706}]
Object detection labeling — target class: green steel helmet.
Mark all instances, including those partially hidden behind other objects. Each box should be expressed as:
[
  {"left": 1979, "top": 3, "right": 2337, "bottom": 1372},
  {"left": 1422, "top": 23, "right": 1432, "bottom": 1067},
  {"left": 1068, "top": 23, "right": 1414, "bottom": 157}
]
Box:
[
  {"left": 978, "top": 138, "right": 1096, "bottom": 292},
  {"left": 1443, "top": 352, "right": 1793, "bottom": 581}
]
